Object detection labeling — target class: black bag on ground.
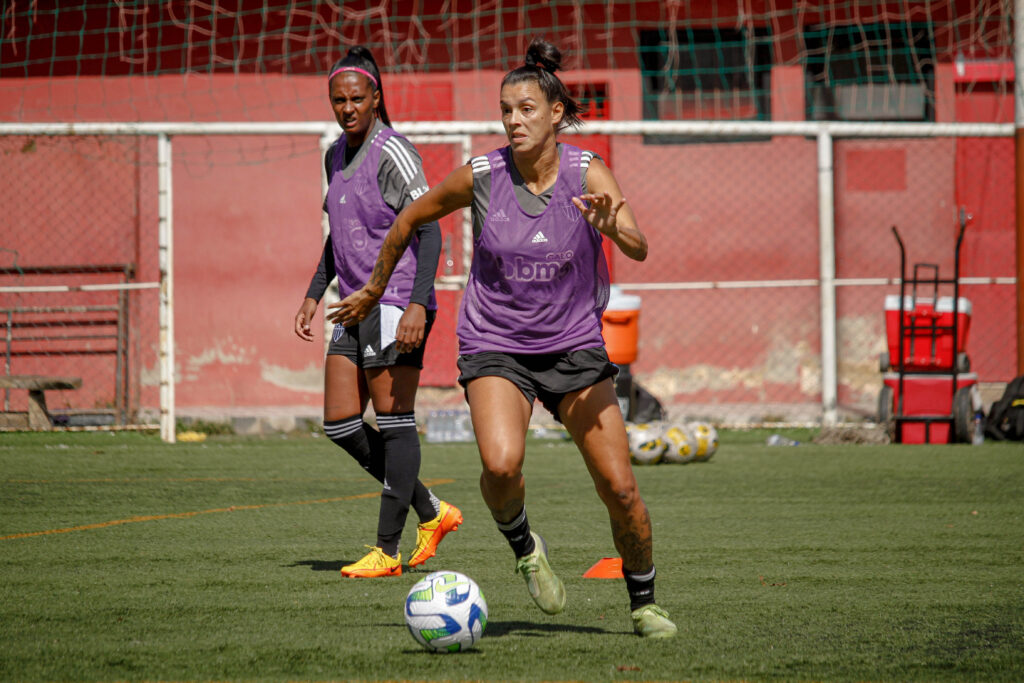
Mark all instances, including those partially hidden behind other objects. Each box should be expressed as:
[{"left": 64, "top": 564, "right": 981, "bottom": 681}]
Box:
[
  {"left": 630, "top": 382, "right": 665, "bottom": 423},
  {"left": 984, "top": 375, "right": 1024, "bottom": 441}
]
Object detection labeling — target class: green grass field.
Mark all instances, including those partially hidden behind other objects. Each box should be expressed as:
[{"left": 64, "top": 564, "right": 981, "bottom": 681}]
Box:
[{"left": 1, "top": 430, "right": 1022, "bottom": 682}]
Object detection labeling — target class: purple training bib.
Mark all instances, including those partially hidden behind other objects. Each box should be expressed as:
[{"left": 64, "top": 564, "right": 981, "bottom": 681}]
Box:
[
  {"left": 458, "top": 144, "right": 610, "bottom": 354},
  {"left": 324, "top": 128, "right": 428, "bottom": 308}
]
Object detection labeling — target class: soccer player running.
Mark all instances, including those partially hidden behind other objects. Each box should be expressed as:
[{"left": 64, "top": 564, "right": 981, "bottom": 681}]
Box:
[
  {"left": 331, "top": 38, "right": 677, "bottom": 638},
  {"left": 294, "top": 46, "right": 462, "bottom": 578}
]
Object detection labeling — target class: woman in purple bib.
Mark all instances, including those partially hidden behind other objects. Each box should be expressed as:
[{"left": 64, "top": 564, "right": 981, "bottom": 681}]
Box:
[
  {"left": 333, "top": 39, "right": 676, "bottom": 638},
  {"left": 293, "top": 46, "right": 462, "bottom": 579}
]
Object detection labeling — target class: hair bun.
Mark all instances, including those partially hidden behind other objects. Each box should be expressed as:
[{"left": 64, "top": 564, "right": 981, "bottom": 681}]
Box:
[{"left": 525, "top": 38, "right": 561, "bottom": 74}]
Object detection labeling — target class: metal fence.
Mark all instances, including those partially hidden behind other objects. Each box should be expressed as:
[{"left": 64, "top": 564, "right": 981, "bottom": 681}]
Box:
[{"left": 0, "top": 120, "right": 1015, "bottom": 440}]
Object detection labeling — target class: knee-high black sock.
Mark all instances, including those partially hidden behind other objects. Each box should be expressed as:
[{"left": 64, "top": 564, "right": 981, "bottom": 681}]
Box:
[
  {"left": 496, "top": 506, "right": 536, "bottom": 558},
  {"left": 324, "top": 416, "right": 385, "bottom": 479},
  {"left": 323, "top": 416, "right": 439, "bottom": 524},
  {"left": 375, "top": 411, "right": 421, "bottom": 557},
  {"left": 624, "top": 565, "right": 657, "bottom": 611}
]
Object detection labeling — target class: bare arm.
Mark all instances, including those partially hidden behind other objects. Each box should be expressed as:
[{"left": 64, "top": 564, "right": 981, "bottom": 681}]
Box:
[
  {"left": 572, "top": 157, "right": 648, "bottom": 262},
  {"left": 327, "top": 163, "right": 474, "bottom": 327}
]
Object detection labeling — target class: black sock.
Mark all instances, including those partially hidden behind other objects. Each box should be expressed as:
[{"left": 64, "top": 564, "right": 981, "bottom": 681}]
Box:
[
  {"left": 624, "top": 565, "right": 657, "bottom": 611},
  {"left": 375, "top": 412, "right": 421, "bottom": 557},
  {"left": 323, "top": 416, "right": 438, "bottom": 524},
  {"left": 496, "top": 506, "right": 536, "bottom": 558},
  {"left": 324, "top": 416, "right": 385, "bottom": 479}
]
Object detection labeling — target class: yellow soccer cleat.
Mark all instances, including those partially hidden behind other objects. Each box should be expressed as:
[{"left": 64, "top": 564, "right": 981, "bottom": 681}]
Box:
[
  {"left": 514, "top": 532, "right": 566, "bottom": 615},
  {"left": 409, "top": 501, "right": 463, "bottom": 567},
  {"left": 631, "top": 604, "right": 677, "bottom": 638},
  {"left": 340, "top": 546, "right": 402, "bottom": 578}
]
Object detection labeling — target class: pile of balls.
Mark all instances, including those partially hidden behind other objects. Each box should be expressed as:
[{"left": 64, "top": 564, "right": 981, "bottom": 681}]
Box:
[{"left": 626, "top": 420, "right": 718, "bottom": 465}]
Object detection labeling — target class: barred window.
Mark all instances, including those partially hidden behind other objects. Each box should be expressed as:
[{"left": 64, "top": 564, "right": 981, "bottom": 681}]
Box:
[{"left": 803, "top": 22, "right": 936, "bottom": 122}]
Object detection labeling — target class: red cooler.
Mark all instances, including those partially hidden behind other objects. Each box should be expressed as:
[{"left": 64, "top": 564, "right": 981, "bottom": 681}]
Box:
[{"left": 884, "top": 295, "right": 972, "bottom": 371}]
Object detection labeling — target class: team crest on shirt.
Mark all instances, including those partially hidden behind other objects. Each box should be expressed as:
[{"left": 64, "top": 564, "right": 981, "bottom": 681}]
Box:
[
  {"left": 561, "top": 201, "right": 582, "bottom": 221},
  {"left": 346, "top": 218, "right": 368, "bottom": 249},
  {"left": 332, "top": 325, "right": 346, "bottom": 342}
]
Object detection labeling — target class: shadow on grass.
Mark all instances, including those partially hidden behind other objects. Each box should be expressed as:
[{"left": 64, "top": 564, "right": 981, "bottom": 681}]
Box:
[
  {"left": 287, "top": 559, "right": 463, "bottom": 574},
  {"left": 485, "top": 620, "right": 613, "bottom": 637},
  {"left": 287, "top": 559, "right": 347, "bottom": 571}
]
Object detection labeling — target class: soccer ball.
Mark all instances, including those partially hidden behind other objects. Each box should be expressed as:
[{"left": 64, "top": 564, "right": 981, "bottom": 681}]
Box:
[
  {"left": 662, "top": 423, "right": 697, "bottom": 464},
  {"left": 688, "top": 421, "right": 719, "bottom": 462},
  {"left": 404, "top": 571, "right": 487, "bottom": 653},
  {"left": 626, "top": 421, "right": 666, "bottom": 465}
]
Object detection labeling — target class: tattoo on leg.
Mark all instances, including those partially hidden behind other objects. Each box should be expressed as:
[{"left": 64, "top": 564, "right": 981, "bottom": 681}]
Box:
[{"left": 610, "top": 504, "right": 653, "bottom": 571}]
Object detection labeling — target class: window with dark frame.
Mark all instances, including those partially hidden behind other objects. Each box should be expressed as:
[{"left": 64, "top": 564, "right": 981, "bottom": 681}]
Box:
[
  {"left": 803, "top": 22, "right": 935, "bottom": 122},
  {"left": 639, "top": 27, "right": 772, "bottom": 142}
]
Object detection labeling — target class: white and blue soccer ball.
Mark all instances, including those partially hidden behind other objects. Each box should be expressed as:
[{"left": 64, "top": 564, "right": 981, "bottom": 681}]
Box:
[
  {"left": 404, "top": 571, "right": 487, "bottom": 653},
  {"left": 661, "top": 422, "right": 697, "bottom": 464},
  {"left": 626, "top": 421, "right": 666, "bottom": 465}
]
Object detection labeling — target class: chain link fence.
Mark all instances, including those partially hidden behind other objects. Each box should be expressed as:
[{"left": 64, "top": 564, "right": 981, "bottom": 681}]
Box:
[
  {"left": 0, "top": 135, "right": 160, "bottom": 427},
  {"left": 0, "top": 125, "right": 1015, "bottom": 431}
]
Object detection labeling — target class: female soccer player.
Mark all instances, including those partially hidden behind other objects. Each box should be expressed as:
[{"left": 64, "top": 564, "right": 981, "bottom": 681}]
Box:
[
  {"left": 331, "top": 39, "right": 677, "bottom": 637},
  {"left": 294, "top": 46, "right": 461, "bottom": 578}
]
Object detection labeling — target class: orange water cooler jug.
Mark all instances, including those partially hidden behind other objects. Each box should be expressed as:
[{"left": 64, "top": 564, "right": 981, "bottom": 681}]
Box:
[{"left": 602, "top": 286, "right": 642, "bottom": 418}]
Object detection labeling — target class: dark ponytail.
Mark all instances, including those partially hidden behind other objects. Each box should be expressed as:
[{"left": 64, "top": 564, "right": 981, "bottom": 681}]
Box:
[
  {"left": 327, "top": 45, "right": 391, "bottom": 127},
  {"left": 501, "top": 38, "right": 583, "bottom": 131}
]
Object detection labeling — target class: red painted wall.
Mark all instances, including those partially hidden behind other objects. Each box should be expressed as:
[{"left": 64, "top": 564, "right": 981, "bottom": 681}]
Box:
[{"left": 1, "top": 67, "right": 1015, "bottom": 415}]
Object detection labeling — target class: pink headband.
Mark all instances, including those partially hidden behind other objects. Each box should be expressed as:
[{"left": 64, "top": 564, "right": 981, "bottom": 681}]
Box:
[{"left": 328, "top": 66, "right": 378, "bottom": 88}]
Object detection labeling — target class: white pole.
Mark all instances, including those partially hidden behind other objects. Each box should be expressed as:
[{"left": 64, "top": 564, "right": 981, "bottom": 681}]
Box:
[
  {"left": 320, "top": 132, "right": 334, "bottom": 352},
  {"left": 158, "top": 133, "right": 176, "bottom": 443},
  {"left": 0, "top": 119, "right": 1012, "bottom": 138},
  {"left": 461, "top": 135, "right": 474, "bottom": 276},
  {"left": 817, "top": 130, "right": 839, "bottom": 425}
]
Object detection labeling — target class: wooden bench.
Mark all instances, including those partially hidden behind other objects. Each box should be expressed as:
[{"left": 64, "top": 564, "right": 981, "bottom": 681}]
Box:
[
  {"left": 1, "top": 263, "right": 133, "bottom": 426},
  {"left": 0, "top": 375, "right": 82, "bottom": 430}
]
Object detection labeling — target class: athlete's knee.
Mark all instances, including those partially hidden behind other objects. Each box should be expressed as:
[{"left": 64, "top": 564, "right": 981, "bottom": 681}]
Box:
[
  {"left": 479, "top": 444, "right": 524, "bottom": 484},
  {"left": 600, "top": 478, "right": 641, "bottom": 513}
]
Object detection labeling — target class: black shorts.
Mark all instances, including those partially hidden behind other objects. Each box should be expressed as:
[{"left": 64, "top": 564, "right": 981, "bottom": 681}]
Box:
[
  {"left": 457, "top": 346, "right": 618, "bottom": 420},
  {"left": 327, "top": 303, "right": 435, "bottom": 369}
]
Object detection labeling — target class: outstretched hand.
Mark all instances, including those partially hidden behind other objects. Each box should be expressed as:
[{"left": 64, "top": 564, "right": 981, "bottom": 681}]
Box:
[
  {"left": 572, "top": 192, "right": 626, "bottom": 236},
  {"left": 327, "top": 287, "right": 380, "bottom": 328}
]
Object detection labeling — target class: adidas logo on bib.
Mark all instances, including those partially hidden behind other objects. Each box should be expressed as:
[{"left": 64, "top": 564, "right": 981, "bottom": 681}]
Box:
[
  {"left": 364, "top": 345, "right": 376, "bottom": 357},
  {"left": 338, "top": 194, "right": 347, "bottom": 204},
  {"left": 531, "top": 231, "right": 548, "bottom": 243},
  {"left": 493, "top": 208, "right": 510, "bottom": 222}
]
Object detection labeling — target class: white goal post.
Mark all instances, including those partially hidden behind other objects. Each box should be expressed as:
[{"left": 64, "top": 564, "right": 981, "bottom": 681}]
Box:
[{"left": 0, "top": 119, "right": 1012, "bottom": 440}]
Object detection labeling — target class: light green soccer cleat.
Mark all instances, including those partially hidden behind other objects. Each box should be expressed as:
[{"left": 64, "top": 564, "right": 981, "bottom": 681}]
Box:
[
  {"left": 514, "top": 532, "right": 566, "bottom": 615},
  {"left": 631, "top": 604, "right": 678, "bottom": 639}
]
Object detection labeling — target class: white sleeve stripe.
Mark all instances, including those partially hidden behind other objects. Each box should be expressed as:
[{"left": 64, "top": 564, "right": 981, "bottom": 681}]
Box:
[
  {"left": 383, "top": 138, "right": 419, "bottom": 184},
  {"left": 388, "top": 138, "right": 419, "bottom": 181},
  {"left": 383, "top": 145, "right": 414, "bottom": 184}
]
